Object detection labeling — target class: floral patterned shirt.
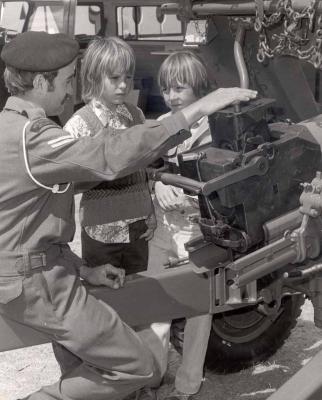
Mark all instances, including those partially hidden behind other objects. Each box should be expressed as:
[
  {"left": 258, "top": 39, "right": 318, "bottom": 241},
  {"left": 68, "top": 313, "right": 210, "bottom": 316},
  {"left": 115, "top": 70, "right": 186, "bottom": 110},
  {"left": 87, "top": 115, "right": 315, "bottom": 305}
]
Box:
[{"left": 64, "top": 100, "right": 147, "bottom": 243}]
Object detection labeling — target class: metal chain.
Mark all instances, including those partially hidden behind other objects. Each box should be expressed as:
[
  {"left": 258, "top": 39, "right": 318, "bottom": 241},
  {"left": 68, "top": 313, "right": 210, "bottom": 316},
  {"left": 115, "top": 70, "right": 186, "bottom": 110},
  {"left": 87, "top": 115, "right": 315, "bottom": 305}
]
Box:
[
  {"left": 254, "top": 0, "right": 288, "bottom": 32},
  {"left": 255, "top": 0, "right": 290, "bottom": 61},
  {"left": 255, "top": 0, "right": 322, "bottom": 67}
]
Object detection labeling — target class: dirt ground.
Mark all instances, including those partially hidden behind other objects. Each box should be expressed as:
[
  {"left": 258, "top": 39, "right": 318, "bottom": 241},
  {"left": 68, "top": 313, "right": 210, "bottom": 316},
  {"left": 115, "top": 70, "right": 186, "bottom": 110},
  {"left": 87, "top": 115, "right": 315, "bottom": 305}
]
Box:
[
  {"left": 1, "top": 196, "right": 322, "bottom": 400},
  {"left": 0, "top": 300, "right": 320, "bottom": 400}
]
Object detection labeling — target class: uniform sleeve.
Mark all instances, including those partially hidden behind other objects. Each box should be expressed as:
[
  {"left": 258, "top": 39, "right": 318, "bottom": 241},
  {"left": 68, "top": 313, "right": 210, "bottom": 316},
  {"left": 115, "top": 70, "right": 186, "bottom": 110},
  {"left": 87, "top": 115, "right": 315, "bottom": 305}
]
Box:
[
  {"left": 124, "top": 102, "right": 145, "bottom": 124},
  {"left": 26, "top": 113, "right": 190, "bottom": 185},
  {"left": 137, "top": 107, "right": 146, "bottom": 124}
]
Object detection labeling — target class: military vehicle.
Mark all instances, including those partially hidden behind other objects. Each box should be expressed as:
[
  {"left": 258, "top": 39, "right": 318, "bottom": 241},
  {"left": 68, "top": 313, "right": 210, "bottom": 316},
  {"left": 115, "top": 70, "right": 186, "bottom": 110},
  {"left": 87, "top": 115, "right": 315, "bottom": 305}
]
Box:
[{"left": 2, "top": 1, "right": 322, "bottom": 394}]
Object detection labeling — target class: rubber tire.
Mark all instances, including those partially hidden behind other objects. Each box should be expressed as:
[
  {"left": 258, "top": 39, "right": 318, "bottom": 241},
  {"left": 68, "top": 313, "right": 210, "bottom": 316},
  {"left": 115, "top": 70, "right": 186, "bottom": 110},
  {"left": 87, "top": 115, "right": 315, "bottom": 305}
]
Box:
[{"left": 170, "top": 294, "right": 304, "bottom": 373}]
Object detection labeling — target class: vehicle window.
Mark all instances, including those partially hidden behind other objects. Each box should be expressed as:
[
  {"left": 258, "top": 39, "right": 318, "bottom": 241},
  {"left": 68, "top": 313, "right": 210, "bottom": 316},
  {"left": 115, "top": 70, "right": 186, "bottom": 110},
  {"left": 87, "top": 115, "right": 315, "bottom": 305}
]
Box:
[
  {"left": 27, "top": 3, "right": 64, "bottom": 33},
  {"left": 75, "top": 4, "right": 102, "bottom": 35},
  {"left": 0, "top": 1, "right": 66, "bottom": 34},
  {"left": 0, "top": 1, "right": 29, "bottom": 32},
  {"left": 117, "top": 6, "right": 184, "bottom": 41}
]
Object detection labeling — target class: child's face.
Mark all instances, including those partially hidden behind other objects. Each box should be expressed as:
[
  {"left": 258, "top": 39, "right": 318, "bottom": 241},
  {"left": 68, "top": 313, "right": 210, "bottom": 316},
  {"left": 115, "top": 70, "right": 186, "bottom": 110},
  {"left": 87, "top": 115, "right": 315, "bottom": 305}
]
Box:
[
  {"left": 100, "top": 70, "right": 133, "bottom": 108},
  {"left": 162, "top": 83, "right": 198, "bottom": 113}
]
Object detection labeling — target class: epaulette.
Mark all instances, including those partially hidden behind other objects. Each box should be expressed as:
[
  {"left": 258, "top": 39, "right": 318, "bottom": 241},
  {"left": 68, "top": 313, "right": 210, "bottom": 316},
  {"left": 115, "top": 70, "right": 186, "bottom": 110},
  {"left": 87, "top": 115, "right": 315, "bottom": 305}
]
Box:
[{"left": 29, "top": 118, "right": 60, "bottom": 134}]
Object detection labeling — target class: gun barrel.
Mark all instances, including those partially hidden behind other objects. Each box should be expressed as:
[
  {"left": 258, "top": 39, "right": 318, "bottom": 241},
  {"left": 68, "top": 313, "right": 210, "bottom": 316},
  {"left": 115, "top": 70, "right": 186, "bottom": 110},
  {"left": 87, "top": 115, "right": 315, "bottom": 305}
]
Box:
[
  {"left": 232, "top": 248, "right": 297, "bottom": 288},
  {"left": 263, "top": 209, "right": 302, "bottom": 243},
  {"left": 229, "top": 236, "right": 298, "bottom": 288},
  {"left": 162, "top": 0, "right": 322, "bottom": 16}
]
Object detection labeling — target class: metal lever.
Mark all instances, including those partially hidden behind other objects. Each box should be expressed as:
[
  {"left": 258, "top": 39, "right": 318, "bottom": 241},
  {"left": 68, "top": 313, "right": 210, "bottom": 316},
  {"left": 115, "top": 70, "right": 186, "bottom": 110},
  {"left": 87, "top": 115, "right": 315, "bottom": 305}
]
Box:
[
  {"left": 149, "top": 155, "right": 269, "bottom": 196},
  {"left": 202, "top": 155, "right": 269, "bottom": 196},
  {"left": 150, "top": 170, "right": 204, "bottom": 195}
]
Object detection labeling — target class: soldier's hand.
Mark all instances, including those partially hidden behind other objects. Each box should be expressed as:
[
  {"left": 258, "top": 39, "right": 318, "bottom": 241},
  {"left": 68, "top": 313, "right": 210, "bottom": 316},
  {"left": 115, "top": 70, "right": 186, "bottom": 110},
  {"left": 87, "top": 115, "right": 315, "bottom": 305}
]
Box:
[
  {"left": 200, "top": 87, "right": 258, "bottom": 115},
  {"left": 80, "top": 264, "right": 125, "bottom": 289},
  {"left": 181, "top": 87, "right": 257, "bottom": 126}
]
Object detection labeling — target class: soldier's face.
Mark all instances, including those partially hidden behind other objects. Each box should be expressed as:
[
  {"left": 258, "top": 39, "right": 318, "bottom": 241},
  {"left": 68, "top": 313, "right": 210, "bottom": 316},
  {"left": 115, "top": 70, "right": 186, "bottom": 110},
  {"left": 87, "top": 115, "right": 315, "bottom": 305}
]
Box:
[
  {"left": 162, "top": 84, "right": 198, "bottom": 113},
  {"left": 100, "top": 71, "right": 133, "bottom": 109},
  {"left": 45, "top": 62, "right": 75, "bottom": 115}
]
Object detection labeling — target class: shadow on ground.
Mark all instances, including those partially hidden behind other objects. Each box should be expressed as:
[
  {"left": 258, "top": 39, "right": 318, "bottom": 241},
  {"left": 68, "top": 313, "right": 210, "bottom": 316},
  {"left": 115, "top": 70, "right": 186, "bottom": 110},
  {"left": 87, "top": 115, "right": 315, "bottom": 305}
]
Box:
[{"left": 0, "top": 302, "right": 321, "bottom": 400}]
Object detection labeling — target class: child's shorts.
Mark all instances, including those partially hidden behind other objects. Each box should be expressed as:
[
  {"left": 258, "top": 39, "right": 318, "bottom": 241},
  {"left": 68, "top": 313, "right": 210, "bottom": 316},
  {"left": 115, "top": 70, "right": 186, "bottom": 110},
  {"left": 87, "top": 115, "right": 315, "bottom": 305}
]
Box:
[{"left": 81, "top": 220, "right": 148, "bottom": 275}]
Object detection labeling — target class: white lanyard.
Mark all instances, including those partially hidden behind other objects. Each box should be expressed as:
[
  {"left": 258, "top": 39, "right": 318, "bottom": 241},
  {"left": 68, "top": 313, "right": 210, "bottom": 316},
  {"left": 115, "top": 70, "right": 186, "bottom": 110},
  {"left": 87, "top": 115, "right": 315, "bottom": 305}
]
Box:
[{"left": 22, "top": 120, "right": 71, "bottom": 194}]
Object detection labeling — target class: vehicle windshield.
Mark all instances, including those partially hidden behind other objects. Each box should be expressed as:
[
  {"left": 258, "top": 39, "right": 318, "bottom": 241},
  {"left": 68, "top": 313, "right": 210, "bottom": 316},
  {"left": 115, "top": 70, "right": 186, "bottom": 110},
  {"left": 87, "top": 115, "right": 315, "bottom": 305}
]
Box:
[
  {"left": 117, "top": 5, "right": 184, "bottom": 41},
  {"left": 0, "top": 0, "right": 66, "bottom": 34}
]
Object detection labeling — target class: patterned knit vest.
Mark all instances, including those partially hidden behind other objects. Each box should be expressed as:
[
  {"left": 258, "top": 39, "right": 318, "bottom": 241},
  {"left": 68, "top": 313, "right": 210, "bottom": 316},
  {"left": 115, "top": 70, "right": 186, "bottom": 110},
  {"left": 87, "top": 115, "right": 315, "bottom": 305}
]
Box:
[{"left": 76, "top": 103, "right": 152, "bottom": 227}]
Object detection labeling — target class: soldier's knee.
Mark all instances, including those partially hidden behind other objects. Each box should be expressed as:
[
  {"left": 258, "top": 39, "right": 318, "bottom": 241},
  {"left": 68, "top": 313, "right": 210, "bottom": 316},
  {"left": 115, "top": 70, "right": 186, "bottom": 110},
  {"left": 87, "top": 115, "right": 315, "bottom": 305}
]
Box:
[
  {"left": 129, "top": 346, "right": 159, "bottom": 388},
  {"left": 139, "top": 350, "right": 162, "bottom": 388}
]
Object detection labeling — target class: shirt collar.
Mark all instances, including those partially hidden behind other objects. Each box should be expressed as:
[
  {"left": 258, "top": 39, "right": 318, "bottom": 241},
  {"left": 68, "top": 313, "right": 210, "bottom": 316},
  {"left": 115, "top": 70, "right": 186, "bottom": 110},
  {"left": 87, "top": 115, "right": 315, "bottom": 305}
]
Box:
[
  {"left": 4, "top": 96, "right": 46, "bottom": 120},
  {"left": 91, "top": 100, "right": 133, "bottom": 127}
]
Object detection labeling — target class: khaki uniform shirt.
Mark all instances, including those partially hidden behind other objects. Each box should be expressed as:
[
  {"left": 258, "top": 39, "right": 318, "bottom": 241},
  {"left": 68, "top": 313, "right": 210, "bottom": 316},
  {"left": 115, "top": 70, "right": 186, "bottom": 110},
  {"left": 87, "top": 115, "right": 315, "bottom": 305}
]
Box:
[{"left": 0, "top": 96, "right": 189, "bottom": 255}]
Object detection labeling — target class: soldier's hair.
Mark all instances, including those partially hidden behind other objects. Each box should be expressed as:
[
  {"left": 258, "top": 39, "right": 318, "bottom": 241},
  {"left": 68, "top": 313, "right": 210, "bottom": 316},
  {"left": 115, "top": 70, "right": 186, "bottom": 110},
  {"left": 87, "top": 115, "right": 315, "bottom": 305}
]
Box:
[
  {"left": 81, "top": 36, "right": 135, "bottom": 103},
  {"left": 4, "top": 67, "right": 58, "bottom": 95},
  {"left": 158, "top": 50, "right": 210, "bottom": 98}
]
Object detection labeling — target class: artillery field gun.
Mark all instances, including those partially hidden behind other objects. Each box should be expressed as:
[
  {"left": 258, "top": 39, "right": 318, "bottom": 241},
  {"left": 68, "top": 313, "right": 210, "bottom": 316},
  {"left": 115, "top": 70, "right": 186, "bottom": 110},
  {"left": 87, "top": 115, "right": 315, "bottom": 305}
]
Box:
[
  {"left": 145, "top": 0, "right": 322, "bottom": 375},
  {"left": 2, "top": 0, "right": 322, "bottom": 398}
]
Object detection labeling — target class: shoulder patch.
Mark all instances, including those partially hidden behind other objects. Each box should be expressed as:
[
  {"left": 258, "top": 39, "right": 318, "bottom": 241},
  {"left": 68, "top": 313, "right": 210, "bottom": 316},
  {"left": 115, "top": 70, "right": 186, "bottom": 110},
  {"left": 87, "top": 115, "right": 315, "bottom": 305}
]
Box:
[{"left": 29, "top": 118, "right": 60, "bottom": 134}]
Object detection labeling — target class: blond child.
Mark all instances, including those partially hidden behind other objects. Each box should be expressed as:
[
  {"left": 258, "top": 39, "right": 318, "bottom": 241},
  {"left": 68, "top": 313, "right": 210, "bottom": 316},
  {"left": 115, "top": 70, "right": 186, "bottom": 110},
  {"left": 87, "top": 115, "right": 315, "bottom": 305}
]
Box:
[
  {"left": 148, "top": 51, "right": 255, "bottom": 400},
  {"left": 65, "top": 37, "right": 156, "bottom": 274},
  {"left": 148, "top": 51, "right": 214, "bottom": 400}
]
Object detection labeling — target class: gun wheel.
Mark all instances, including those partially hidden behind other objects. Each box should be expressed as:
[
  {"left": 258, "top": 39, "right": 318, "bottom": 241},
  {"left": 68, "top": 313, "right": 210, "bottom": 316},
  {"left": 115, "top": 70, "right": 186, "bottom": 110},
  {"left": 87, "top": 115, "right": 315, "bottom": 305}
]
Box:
[{"left": 170, "top": 294, "right": 304, "bottom": 373}]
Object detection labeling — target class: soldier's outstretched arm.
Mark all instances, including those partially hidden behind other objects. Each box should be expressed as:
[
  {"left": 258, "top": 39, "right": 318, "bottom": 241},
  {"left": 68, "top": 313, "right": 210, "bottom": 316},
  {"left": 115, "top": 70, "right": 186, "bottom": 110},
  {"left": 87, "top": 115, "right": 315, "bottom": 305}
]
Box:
[
  {"left": 26, "top": 87, "right": 257, "bottom": 185},
  {"left": 181, "top": 87, "right": 258, "bottom": 124},
  {"left": 26, "top": 111, "right": 190, "bottom": 184}
]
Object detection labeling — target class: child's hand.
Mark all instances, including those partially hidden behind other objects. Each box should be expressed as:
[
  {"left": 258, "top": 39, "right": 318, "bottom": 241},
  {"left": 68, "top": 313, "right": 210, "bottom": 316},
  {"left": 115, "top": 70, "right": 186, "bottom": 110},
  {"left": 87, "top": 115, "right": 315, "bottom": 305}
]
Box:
[
  {"left": 155, "top": 181, "right": 183, "bottom": 211},
  {"left": 140, "top": 213, "right": 157, "bottom": 241},
  {"left": 80, "top": 264, "right": 125, "bottom": 289}
]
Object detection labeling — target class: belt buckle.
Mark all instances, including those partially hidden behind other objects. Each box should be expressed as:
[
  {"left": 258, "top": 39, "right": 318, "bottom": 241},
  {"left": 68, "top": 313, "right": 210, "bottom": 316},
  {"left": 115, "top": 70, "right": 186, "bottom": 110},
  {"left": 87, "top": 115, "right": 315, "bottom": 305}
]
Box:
[
  {"left": 16, "top": 251, "right": 46, "bottom": 277},
  {"left": 26, "top": 252, "right": 47, "bottom": 276},
  {"left": 29, "top": 252, "right": 47, "bottom": 269}
]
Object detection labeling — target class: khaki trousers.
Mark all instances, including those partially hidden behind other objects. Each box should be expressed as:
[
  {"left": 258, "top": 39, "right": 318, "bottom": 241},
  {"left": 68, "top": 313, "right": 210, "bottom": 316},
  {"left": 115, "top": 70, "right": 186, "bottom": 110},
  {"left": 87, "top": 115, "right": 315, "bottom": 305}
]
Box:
[
  {"left": 148, "top": 206, "right": 212, "bottom": 394},
  {"left": 0, "top": 246, "right": 160, "bottom": 400}
]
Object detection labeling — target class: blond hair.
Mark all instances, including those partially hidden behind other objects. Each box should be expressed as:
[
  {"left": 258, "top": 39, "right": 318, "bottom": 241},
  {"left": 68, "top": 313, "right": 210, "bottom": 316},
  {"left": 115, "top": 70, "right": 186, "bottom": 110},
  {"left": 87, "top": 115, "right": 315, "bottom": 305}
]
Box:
[
  {"left": 158, "top": 50, "right": 210, "bottom": 98},
  {"left": 81, "top": 36, "right": 135, "bottom": 103}
]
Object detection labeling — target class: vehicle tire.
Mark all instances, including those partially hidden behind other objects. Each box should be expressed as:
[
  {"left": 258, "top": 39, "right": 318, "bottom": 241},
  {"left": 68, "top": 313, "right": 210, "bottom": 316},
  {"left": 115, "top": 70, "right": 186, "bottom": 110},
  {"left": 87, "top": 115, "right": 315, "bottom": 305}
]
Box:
[{"left": 170, "top": 294, "right": 304, "bottom": 373}]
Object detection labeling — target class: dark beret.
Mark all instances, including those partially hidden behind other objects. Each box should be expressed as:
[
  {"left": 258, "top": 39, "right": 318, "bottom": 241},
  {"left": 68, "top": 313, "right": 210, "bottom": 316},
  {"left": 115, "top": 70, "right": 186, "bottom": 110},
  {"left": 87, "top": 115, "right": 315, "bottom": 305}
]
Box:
[{"left": 1, "top": 31, "right": 79, "bottom": 72}]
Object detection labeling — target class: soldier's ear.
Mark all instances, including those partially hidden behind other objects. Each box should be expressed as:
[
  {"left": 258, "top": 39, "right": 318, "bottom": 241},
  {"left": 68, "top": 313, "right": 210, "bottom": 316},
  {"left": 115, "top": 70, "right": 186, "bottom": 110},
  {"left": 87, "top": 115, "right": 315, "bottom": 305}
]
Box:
[{"left": 33, "top": 73, "right": 47, "bottom": 91}]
